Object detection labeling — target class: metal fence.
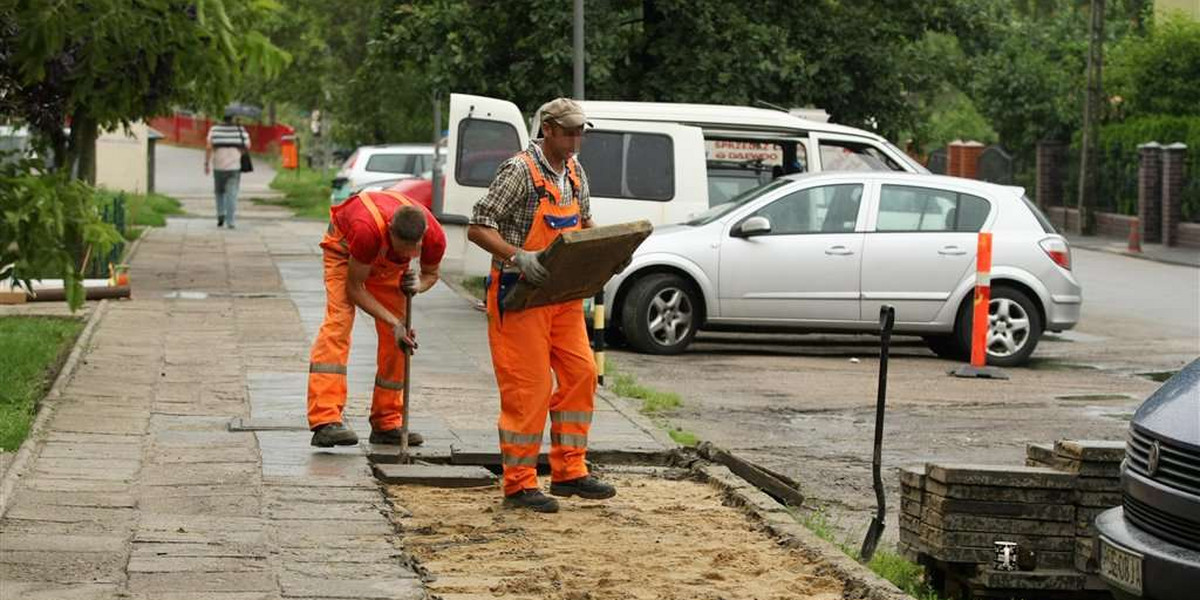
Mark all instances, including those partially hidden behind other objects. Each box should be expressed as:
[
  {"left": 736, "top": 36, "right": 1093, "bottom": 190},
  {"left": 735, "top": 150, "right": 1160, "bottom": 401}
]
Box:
[{"left": 86, "top": 193, "right": 127, "bottom": 278}]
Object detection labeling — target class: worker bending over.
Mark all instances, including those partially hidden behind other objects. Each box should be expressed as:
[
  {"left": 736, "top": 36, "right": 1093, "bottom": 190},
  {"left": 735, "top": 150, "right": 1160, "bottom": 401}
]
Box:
[{"left": 307, "top": 190, "right": 444, "bottom": 448}]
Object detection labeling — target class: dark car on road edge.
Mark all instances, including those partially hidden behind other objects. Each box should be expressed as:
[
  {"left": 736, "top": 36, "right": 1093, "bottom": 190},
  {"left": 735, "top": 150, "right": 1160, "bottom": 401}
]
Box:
[{"left": 1094, "top": 358, "right": 1200, "bottom": 600}]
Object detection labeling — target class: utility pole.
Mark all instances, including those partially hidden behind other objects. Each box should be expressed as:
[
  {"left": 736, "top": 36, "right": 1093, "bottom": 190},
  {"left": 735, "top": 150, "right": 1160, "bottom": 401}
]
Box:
[
  {"left": 431, "top": 94, "right": 443, "bottom": 218},
  {"left": 573, "top": 0, "right": 584, "bottom": 100},
  {"left": 1077, "top": 0, "right": 1105, "bottom": 236}
]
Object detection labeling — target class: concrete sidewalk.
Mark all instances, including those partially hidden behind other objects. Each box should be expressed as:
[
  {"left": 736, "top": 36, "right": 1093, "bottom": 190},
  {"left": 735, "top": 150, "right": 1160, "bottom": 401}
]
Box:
[
  {"left": 1068, "top": 234, "right": 1200, "bottom": 268},
  {"left": 0, "top": 212, "right": 666, "bottom": 599}
]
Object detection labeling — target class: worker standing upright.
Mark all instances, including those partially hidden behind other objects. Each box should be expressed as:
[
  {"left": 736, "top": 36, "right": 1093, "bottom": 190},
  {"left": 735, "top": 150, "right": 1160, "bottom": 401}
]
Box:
[
  {"left": 307, "top": 189, "right": 445, "bottom": 448},
  {"left": 468, "top": 98, "right": 617, "bottom": 513}
]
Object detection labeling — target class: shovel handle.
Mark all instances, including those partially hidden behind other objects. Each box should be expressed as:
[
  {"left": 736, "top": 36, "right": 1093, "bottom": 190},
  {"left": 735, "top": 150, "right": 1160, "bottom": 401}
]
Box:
[{"left": 399, "top": 275, "right": 414, "bottom": 462}]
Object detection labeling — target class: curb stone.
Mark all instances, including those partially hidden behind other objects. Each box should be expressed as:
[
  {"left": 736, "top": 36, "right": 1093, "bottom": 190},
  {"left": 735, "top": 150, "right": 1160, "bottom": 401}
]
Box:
[
  {"left": 696, "top": 463, "right": 914, "bottom": 600},
  {"left": 0, "top": 299, "right": 110, "bottom": 517}
]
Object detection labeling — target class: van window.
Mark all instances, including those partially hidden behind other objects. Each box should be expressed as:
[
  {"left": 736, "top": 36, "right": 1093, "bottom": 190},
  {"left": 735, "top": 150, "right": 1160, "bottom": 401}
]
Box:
[
  {"left": 578, "top": 131, "right": 674, "bottom": 201},
  {"left": 819, "top": 140, "right": 903, "bottom": 172},
  {"left": 876, "top": 185, "right": 992, "bottom": 232},
  {"left": 456, "top": 119, "right": 521, "bottom": 187}
]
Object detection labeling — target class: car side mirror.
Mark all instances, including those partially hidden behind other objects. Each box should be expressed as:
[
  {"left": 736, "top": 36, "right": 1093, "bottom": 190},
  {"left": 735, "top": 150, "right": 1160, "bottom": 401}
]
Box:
[{"left": 735, "top": 216, "right": 772, "bottom": 237}]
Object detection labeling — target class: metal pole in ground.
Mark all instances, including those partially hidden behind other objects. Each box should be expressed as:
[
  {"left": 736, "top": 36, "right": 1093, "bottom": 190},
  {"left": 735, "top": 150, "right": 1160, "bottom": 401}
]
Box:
[
  {"left": 399, "top": 282, "right": 415, "bottom": 464},
  {"left": 860, "top": 304, "right": 895, "bottom": 563},
  {"left": 593, "top": 292, "right": 605, "bottom": 386}
]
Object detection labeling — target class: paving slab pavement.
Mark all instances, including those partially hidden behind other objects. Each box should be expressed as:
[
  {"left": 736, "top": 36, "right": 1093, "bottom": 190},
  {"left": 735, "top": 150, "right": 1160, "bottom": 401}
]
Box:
[{"left": 1, "top": 206, "right": 666, "bottom": 598}]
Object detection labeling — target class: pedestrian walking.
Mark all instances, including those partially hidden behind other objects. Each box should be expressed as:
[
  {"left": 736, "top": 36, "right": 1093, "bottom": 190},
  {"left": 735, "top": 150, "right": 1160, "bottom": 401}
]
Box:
[
  {"left": 306, "top": 189, "right": 445, "bottom": 448},
  {"left": 467, "top": 98, "right": 617, "bottom": 513},
  {"left": 204, "top": 111, "right": 251, "bottom": 228}
]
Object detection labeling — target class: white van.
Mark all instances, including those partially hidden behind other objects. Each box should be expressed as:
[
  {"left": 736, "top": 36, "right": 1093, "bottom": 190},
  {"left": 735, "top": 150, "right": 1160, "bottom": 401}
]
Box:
[{"left": 439, "top": 93, "right": 928, "bottom": 274}]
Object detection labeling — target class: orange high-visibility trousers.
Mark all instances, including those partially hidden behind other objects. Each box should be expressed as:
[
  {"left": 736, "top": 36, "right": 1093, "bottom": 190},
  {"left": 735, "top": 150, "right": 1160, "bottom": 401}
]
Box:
[
  {"left": 306, "top": 247, "right": 408, "bottom": 431},
  {"left": 487, "top": 296, "right": 596, "bottom": 496}
]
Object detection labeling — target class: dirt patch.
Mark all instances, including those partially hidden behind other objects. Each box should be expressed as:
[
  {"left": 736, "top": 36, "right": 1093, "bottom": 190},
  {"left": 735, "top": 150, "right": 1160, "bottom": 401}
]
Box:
[{"left": 388, "top": 472, "right": 845, "bottom": 600}]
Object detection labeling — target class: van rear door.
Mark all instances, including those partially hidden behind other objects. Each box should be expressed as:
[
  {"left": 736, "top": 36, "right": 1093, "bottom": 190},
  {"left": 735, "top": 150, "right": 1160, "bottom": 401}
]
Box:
[
  {"left": 443, "top": 94, "right": 529, "bottom": 221},
  {"left": 579, "top": 119, "right": 706, "bottom": 226},
  {"left": 442, "top": 94, "right": 529, "bottom": 273}
]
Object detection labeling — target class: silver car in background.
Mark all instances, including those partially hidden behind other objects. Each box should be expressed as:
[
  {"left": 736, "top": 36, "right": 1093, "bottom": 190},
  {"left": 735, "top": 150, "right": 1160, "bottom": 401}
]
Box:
[{"left": 603, "top": 172, "right": 1081, "bottom": 366}]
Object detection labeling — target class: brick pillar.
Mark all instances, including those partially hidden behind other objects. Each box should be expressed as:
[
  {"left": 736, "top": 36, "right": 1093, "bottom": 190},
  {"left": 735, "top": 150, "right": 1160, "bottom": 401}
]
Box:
[
  {"left": 1138, "top": 142, "right": 1163, "bottom": 244},
  {"left": 1036, "top": 141, "right": 1067, "bottom": 209},
  {"left": 1162, "top": 143, "right": 1188, "bottom": 247},
  {"left": 960, "top": 141, "right": 985, "bottom": 179},
  {"left": 948, "top": 140, "right": 964, "bottom": 177}
]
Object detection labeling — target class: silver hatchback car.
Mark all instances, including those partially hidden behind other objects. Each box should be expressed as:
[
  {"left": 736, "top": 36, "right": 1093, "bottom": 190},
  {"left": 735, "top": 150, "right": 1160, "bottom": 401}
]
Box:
[{"left": 602, "top": 172, "right": 1082, "bottom": 366}]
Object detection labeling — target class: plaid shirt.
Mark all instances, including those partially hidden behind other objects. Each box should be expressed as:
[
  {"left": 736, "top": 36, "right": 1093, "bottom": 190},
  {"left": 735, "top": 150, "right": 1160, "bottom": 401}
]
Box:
[{"left": 470, "top": 141, "right": 591, "bottom": 248}]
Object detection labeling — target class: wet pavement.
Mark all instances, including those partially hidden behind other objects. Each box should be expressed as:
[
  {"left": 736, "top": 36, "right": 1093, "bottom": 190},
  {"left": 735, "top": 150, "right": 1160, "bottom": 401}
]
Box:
[{"left": 0, "top": 147, "right": 666, "bottom": 599}]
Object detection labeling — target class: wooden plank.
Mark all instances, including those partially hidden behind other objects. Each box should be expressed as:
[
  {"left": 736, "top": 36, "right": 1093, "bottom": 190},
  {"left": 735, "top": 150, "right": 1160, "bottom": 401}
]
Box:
[
  {"left": 919, "top": 523, "right": 1076, "bottom": 552},
  {"left": 0, "top": 291, "right": 28, "bottom": 304},
  {"left": 970, "top": 568, "right": 1085, "bottom": 591},
  {"left": 920, "top": 507, "right": 1076, "bottom": 536},
  {"left": 926, "top": 463, "right": 1077, "bottom": 489},
  {"left": 697, "top": 442, "right": 804, "bottom": 507},
  {"left": 1054, "top": 439, "right": 1125, "bottom": 463},
  {"left": 925, "top": 479, "right": 1077, "bottom": 504},
  {"left": 372, "top": 464, "right": 496, "bottom": 488},
  {"left": 501, "top": 220, "right": 653, "bottom": 311},
  {"left": 923, "top": 493, "right": 1076, "bottom": 522}
]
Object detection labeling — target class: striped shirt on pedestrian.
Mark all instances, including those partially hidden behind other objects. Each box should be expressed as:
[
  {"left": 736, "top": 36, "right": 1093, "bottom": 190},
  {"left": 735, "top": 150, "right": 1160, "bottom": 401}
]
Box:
[{"left": 207, "top": 123, "right": 250, "bottom": 172}]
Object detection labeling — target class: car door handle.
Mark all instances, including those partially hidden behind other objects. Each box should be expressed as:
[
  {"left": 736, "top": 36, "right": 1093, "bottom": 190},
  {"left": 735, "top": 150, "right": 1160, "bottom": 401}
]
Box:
[
  {"left": 938, "top": 245, "right": 967, "bottom": 256},
  {"left": 825, "top": 245, "right": 854, "bottom": 256}
]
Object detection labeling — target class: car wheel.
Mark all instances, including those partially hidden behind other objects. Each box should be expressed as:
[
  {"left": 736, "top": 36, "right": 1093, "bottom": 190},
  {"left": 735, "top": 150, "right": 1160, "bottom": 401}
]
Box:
[
  {"left": 620, "top": 274, "right": 699, "bottom": 355},
  {"left": 954, "top": 286, "right": 1043, "bottom": 367},
  {"left": 922, "top": 334, "right": 965, "bottom": 360}
]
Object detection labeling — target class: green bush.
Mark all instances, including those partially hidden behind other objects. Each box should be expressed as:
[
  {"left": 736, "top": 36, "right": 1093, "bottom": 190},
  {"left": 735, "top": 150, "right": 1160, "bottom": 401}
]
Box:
[
  {"left": 1080, "top": 115, "right": 1200, "bottom": 219},
  {"left": 1108, "top": 15, "right": 1200, "bottom": 118},
  {"left": 1, "top": 157, "right": 122, "bottom": 309}
]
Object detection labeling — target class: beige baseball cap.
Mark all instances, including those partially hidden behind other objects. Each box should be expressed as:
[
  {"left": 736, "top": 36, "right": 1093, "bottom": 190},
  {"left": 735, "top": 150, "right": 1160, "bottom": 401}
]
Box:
[{"left": 539, "top": 97, "right": 591, "bottom": 129}]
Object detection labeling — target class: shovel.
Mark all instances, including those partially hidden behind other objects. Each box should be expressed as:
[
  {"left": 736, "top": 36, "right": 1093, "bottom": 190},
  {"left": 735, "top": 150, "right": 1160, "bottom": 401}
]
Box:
[
  {"left": 859, "top": 304, "right": 895, "bottom": 563},
  {"left": 398, "top": 280, "right": 415, "bottom": 464}
]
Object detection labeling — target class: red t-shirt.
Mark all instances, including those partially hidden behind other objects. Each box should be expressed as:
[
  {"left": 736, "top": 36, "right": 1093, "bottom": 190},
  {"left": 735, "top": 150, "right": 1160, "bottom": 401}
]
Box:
[{"left": 333, "top": 192, "right": 446, "bottom": 267}]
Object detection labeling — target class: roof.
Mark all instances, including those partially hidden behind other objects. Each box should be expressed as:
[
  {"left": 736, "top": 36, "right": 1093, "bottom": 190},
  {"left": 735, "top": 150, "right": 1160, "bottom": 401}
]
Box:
[
  {"left": 576, "top": 101, "right": 885, "bottom": 140},
  {"left": 358, "top": 143, "right": 435, "bottom": 154},
  {"left": 781, "top": 171, "right": 1026, "bottom": 199}
]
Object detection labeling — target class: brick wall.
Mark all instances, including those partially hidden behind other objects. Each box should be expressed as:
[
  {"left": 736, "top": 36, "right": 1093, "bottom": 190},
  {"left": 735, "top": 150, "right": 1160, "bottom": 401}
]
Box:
[{"left": 1047, "top": 207, "right": 1200, "bottom": 249}]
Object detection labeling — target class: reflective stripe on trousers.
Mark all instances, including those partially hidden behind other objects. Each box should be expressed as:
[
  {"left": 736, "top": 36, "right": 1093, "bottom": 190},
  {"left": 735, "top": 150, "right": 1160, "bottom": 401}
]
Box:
[{"left": 305, "top": 247, "right": 410, "bottom": 431}]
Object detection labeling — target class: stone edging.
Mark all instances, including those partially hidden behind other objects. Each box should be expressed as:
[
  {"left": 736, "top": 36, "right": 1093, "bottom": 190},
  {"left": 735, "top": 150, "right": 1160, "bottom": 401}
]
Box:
[
  {"left": 0, "top": 299, "right": 110, "bottom": 517},
  {"left": 695, "top": 463, "right": 914, "bottom": 600}
]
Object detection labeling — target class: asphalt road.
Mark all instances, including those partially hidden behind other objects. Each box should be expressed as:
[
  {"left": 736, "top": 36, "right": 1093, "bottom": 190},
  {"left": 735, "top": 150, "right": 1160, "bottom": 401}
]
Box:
[{"left": 609, "top": 247, "right": 1199, "bottom": 547}]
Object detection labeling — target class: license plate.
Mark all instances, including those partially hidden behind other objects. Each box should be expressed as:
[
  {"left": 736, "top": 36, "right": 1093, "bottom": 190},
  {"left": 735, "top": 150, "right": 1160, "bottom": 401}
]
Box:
[{"left": 1099, "top": 537, "right": 1143, "bottom": 595}]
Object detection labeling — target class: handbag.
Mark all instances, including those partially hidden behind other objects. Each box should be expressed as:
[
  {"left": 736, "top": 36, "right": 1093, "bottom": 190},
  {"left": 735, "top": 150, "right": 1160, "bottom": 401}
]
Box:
[{"left": 239, "top": 129, "right": 253, "bottom": 173}]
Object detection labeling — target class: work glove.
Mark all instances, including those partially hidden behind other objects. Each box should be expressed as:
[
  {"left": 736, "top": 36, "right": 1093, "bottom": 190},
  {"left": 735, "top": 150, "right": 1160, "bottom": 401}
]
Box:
[
  {"left": 511, "top": 249, "right": 548, "bottom": 286},
  {"left": 393, "top": 323, "right": 418, "bottom": 353},
  {"left": 401, "top": 269, "right": 420, "bottom": 296}
]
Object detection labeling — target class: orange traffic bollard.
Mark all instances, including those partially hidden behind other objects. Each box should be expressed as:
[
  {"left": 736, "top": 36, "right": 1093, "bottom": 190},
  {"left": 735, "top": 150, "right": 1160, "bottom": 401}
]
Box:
[{"left": 952, "top": 232, "right": 1008, "bottom": 379}]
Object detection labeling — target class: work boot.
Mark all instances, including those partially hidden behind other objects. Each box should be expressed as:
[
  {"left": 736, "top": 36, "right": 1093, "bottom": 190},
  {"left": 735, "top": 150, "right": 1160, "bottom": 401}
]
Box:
[
  {"left": 368, "top": 428, "right": 424, "bottom": 446},
  {"left": 502, "top": 489, "right": 559, "bottom": 513},
  {"left": 550, "top": 475, "right": 617, "bottom": 500},
  {"left": 310, "top": 422, "right": 358, "bottom": 447}
]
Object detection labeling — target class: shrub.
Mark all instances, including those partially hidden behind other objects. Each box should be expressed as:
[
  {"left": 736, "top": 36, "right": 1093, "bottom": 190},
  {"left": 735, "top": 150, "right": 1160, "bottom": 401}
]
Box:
[{"left": 0, "top": 157, "right": 122, "bottom": 309}]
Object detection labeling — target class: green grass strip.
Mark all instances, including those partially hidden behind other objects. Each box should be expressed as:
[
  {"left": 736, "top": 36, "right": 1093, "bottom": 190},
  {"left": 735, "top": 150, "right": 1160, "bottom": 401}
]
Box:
[
  {"left": 0, "top": 316, "right": 84, "bottom": 451},
  {"left": 258, "top": 166, "right": 337, "bottom": 220}
]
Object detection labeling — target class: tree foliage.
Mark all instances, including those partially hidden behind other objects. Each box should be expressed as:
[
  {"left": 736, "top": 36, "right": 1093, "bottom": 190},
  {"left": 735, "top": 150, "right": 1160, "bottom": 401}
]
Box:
[
  {"left": 0, "top": 0, "right": 289, "bottom": 181},
  {"left": 0, "top": 157, "right": 122, "bottom": 309},
  {"left": 381, "top": 0, "right": 993, "bottom": 139},
  {"left": 1107, "top": 14, "right": 1200, "bottom": 117}
]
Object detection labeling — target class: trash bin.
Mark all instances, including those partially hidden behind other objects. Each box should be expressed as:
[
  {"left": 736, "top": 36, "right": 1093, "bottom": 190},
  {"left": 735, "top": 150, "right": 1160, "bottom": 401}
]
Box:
[{"left": 280, "top": 134, "right": 299, "bottom": 170}]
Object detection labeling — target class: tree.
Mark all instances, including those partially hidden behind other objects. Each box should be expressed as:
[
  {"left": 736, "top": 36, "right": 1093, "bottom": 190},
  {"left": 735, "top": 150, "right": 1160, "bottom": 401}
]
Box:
[
  {"left": 0, "top": 0, "right": 289, "bottom": 182},
  {"left": 381, "top": 0, "right": 990, "bottom": 138},
  {"left": 1107, "top": 14, "right": 1200, "bottom": 117}
]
